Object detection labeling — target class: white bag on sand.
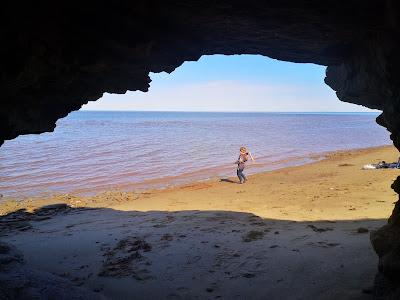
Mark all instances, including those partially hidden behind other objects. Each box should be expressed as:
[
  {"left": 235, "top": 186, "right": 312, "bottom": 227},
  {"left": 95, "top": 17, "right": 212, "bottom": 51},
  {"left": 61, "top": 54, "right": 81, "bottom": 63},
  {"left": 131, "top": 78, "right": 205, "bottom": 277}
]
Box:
[{"left": 362, "top": 164, "right": 376, "bottom": 170}]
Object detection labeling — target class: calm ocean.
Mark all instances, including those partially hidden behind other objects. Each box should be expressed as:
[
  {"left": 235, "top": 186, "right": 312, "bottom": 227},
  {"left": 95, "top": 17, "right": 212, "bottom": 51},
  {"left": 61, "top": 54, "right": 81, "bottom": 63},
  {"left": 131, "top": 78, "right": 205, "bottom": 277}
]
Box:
[{"left": 0, "top": 111, "right": 391, "bottom": 199}]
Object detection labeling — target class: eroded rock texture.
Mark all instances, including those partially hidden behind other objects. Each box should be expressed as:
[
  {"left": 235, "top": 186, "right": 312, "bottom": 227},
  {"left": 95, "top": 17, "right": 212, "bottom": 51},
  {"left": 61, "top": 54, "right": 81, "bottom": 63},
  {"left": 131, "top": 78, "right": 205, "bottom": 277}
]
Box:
[
  {"left": 1, "top": 0, "right": 400, "bottom": 298},
  {"left": 325, "top": 34, "right": 400, "bottom": 300},
  {"left": 0, "top": 0, "right": 392, "bottom": 145}
]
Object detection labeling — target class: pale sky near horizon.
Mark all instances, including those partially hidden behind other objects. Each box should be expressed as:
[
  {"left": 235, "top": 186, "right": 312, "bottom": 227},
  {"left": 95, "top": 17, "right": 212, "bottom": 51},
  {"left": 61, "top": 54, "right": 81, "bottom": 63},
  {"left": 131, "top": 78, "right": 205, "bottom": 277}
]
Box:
[{"left": 82, "top": 55, "right": 375, "bottom": 113}]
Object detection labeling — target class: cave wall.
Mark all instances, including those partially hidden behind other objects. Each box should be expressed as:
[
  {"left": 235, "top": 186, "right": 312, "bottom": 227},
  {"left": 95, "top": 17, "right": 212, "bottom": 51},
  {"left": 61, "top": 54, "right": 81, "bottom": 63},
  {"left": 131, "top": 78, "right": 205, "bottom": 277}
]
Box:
[
  {"left": 1, "top": 1, "right": 400, "bottom": 298},
  {"left": 0, "top": 0, "right": 389, "bottom": 145},
  {"left": 325, "top": 35, "right": 400, "bottom": 298}
]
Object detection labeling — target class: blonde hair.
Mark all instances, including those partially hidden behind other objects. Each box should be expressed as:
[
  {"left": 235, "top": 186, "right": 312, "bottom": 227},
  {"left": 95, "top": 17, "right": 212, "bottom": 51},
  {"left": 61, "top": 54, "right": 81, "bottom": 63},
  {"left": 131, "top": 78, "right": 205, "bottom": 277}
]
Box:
[{"left": 240, "top": 146, "right": 247, "bottom": 153}]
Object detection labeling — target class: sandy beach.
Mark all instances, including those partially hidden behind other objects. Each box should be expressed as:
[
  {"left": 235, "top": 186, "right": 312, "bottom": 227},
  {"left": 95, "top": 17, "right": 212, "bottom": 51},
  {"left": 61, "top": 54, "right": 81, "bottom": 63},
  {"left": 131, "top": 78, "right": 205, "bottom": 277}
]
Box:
[{"left": 1, "top": 145, "right": 399, "bottom": 299}]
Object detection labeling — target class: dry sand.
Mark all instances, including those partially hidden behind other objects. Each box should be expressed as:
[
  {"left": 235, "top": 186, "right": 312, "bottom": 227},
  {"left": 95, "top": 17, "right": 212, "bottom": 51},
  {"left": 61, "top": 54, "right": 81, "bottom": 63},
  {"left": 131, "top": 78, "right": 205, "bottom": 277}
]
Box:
[{"left": 1, "top": 145, "right": 399, "bottom": 299}]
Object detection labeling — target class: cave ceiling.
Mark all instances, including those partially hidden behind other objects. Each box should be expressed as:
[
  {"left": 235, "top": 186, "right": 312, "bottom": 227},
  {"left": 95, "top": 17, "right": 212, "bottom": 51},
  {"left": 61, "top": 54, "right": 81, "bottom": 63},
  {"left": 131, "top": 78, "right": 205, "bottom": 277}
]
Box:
[{"left": 0, "top": 1, "right": 398, "bottom": 145}]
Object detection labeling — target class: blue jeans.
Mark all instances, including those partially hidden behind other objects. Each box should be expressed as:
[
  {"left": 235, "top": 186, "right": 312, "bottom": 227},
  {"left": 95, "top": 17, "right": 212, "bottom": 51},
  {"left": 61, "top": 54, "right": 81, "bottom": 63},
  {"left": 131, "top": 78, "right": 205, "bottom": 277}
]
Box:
[{"left": 237, "top": 168, "right": 247, "bottom": 183}]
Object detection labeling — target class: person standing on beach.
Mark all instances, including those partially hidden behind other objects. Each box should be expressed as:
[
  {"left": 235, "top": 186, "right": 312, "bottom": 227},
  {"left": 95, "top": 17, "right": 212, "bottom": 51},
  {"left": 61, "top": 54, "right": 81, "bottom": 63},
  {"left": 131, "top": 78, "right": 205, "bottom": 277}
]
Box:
[{"left": 235, "top": 146, "right": 255, "bottom": 184}]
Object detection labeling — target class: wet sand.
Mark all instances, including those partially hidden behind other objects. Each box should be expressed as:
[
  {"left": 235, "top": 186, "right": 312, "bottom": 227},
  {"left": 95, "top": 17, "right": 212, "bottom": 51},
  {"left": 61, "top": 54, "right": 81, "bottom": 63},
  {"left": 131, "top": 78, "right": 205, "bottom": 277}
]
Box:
[{"left": 1, "top": 145, "right": 399, "bottom": 299}]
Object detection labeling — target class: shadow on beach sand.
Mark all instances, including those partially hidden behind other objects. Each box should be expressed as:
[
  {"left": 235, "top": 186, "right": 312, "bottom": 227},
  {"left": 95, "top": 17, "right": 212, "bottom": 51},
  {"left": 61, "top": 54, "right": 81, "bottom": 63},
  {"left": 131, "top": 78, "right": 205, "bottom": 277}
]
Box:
[
  {"left": 0, "top": 204, "right": 382, "bottom": 300},
  {"left": 219, "top": 178, "right": 239, "bottom": 184}
]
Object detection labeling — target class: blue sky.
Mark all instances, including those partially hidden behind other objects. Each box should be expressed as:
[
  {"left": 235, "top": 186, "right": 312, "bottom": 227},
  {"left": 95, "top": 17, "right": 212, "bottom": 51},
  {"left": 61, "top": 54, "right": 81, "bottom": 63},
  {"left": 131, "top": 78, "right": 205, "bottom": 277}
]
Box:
[{"left": 82, "top": 55, "right": 374, "bottom": 112}]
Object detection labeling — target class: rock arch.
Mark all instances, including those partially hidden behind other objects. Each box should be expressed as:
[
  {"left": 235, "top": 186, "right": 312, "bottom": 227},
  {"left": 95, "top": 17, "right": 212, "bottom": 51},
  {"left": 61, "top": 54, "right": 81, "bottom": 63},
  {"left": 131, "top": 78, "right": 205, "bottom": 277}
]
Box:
[{"left": 1, "top": 1, "right": 400, "bottom": 297}]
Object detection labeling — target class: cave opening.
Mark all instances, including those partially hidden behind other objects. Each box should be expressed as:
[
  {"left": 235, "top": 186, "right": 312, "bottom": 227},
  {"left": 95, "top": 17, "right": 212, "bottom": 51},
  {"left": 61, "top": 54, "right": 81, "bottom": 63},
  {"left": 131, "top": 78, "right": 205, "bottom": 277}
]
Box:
[
  {"left": 1, "top": 2, "right": 400, "bottom": 297},
  {"left": 1, "top": 54, "right": 399, "bottom": 299},
  {"left": 0, "top": 54, "right": 389, "bottom": 200}
]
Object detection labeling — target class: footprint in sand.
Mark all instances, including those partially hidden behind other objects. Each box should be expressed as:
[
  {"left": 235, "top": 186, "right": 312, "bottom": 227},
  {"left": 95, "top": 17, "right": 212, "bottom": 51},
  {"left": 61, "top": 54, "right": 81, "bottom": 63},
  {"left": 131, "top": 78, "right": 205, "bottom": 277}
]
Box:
[
  {"left": 307, "top": 241, "right": 340, "bottom": 248},
  {"left": 307, "top": 225, "right": 333, "bottom": 233},
  {"left": 317, "top": 241, "right": 340, "bottom": 248},
  {"left": 356, "top": 227, "right": 369, "bottom": 233},
  {"left": 160, "top": 233, "right": 174, "bottom": 241},
  {"left": 242, "top": 273, "right": 256, "bottom": 278},
  {"left": 166, "top": 293, "right": 182, "bottom": 299},
  {"left": 186, "top": 255, "right": 202, "bottom": 265},
  {"left": 153, "top": 224, "right": 167, "bottom": 228},
  {"left": 242, "top": 230, "right": 264, "bottom": 242},
  {"left": 291, "top": 235, "right": 310, "bottom": 242}
]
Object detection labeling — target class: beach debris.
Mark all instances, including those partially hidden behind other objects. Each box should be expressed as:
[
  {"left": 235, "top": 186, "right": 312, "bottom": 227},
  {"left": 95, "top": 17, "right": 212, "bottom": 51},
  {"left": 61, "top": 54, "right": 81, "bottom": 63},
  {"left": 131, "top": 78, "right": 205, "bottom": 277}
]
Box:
[
  {"left": 338, "top": 163, "right": 354, "bottom": 167},
  {"left": 250, "top": 221, "right": 266, "bottom": 226},
  {"left": 247, "top": 215, "right": 267, "bottom": 227},
  {"left": 357, "top": 227, "right": 369, "bottom": 234},
  {"left": 307, "top": 224, "right": 333, "bottom": 233},
  {"left": 99, "top": 237, "right": 152, "bottom": 280},
  {"left": 315, "top": 241, "right": 340, "bottom": 248},
  {"left": 242, "top": 230, "right": 264, "bottom": 242}
]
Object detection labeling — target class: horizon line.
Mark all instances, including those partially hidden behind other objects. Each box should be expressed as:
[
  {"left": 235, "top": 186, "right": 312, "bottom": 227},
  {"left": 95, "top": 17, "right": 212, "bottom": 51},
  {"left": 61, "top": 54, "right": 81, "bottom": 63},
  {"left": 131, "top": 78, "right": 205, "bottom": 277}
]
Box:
[{"left": 78, "top": 109, "right": 380, "bottom": 114}]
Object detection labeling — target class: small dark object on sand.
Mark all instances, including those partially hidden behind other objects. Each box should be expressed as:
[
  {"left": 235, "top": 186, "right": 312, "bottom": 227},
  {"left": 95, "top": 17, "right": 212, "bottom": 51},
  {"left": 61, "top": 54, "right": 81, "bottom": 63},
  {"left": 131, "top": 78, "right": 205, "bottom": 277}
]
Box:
[
  {"left": 307, "top": 224, "right": 333, "bottom": 233},
  {"left": 160, "top": 234, "right": 173, "bottom": 241},
  {"left": 357, "top": 227, "right": 369, "bottom": 233},
  {"left": 243, "top": 230, "right": 264, "bottom": 242},
  {"left": 242, "top": 273, "right": 255, "bottom": 278}
]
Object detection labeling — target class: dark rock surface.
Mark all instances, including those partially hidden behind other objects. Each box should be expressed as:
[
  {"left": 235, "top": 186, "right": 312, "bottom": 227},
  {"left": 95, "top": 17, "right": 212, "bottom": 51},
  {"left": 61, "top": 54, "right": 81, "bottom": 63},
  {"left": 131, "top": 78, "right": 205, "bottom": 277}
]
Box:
[
  {"left": 2, "top": 1, "right": 400, "bottom": 298},
  {"left": 323, "top": 29, "right": 400, "bottom": 299},
  {"left": 0, "top": 1, "right": 395, "bottom": 145}
]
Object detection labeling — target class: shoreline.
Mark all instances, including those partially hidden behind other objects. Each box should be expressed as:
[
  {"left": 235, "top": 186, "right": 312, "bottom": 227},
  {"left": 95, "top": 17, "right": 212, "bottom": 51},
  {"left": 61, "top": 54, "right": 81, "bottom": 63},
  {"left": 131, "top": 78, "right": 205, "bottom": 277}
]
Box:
[
  {"left": 1, "top": 142, "right": 392, "bottom": 200},
  {"left": 1, "top": 144, "right": 398, "bottom": 220}
]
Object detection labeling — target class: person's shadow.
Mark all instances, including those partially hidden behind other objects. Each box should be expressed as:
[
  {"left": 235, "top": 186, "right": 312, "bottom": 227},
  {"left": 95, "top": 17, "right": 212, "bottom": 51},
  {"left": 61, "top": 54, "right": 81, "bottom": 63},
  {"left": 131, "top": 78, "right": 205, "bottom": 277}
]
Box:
[{"left": 220, "top": 178, "right": 238, "bottom": 184}]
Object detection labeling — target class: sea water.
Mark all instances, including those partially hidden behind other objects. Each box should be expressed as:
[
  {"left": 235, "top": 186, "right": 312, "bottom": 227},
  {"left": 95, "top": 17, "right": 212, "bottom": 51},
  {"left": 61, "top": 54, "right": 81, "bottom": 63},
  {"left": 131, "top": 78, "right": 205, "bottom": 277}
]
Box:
[{"left": 0, "top": 111, "right": 391, "bottom": 198}]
